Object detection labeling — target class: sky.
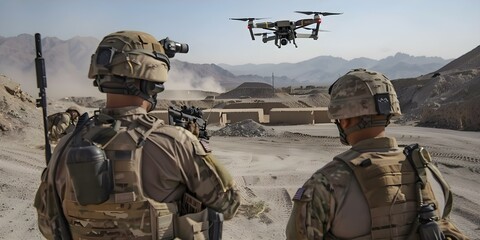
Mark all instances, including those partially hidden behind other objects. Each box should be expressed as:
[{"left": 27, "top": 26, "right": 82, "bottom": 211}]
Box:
[{"left": 1, "top": 0, "right": 479, "bottom": 65}]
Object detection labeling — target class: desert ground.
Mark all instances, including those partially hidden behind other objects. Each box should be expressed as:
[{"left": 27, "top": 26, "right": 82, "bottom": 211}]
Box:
[{"left": 0, "top": 120, "right": 479, "bottom": 240}]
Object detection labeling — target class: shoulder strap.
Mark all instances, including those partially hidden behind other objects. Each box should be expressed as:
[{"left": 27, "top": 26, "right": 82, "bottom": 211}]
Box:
[
  {"left": 133, "top": 114, "right": 163, "bottom": 147},
  {"left": 404, "top": 144, "right": 452, "bottom": 218},
  {"left": 47, "top": 113, "right": 92, "bottom": 240},
  {"left": 403, "top": 144, "right": 428, "bottom": 189}
]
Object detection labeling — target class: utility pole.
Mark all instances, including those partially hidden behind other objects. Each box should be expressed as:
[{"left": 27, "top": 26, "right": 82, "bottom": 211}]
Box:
[{"left": 271, "top": 72, "right": 275, "bottom": 97}]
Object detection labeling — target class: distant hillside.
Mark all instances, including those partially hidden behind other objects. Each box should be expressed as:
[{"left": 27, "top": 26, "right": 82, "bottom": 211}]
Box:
[
  {"left": 0, "top": 34, "right": 299, "bottom": 98},
  {"left": 393, "top": 45, "right": 480, "bottom": 131},
  {"left": 217, "top": 82, "right": 275, "bottom": 99},
  {"left": 437, "top": 45, "right": 480, "bottom": 72},
  {"left": 0, "top": 34, "right": 458, "bottom": 101},
  {"left": 0, "top": 74, "right": 41, "bottom": 133},
  {"left": 0, "top": 34, "right": 100, "bottom": 99},
  {"left": 220, "top": 53, "right": 451, "bottom": 85},
  {"left": 169, "top": 60, "right": 295, "bottom": 91}
]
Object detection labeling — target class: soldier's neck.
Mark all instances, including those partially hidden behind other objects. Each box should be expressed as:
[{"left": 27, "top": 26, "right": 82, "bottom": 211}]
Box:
[
  {"left": 347, "top": 127, "right": 386, "bottom": 145},
  {"left": 105, "top": 93, "right": 150, "bottom": 110}
]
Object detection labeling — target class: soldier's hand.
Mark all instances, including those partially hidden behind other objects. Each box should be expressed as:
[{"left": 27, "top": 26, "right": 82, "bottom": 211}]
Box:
[{"left": 186, "top": 120, "right": 200, "bottom": 137}]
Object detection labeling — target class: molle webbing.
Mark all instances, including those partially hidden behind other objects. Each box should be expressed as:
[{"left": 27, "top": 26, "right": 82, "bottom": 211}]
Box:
[
  {"left": 336, "top": 151, "right": 439, "bottom": 239},
  {"left": 64, "top": 114, "right": 177, "bottom": 239}
]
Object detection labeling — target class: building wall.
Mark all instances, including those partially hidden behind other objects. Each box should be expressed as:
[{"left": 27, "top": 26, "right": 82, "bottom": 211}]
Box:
[
  {"left": 152, "top": 108, "right": 330, "bottom": 126},
  {"left": 200, "top": 109, "right": 223, "bottom": 125},
  {"left": 312, "top": 107, "right": 331, "bottom": 123},
  {"left": 269, "top": 108, "right": 314, "bottom": 125},
  {"left": 223, "top": 102, "right": 288, "bottom": 114},
  {"left": 220, "top": 108, "right": 264, "bottom": 124}
]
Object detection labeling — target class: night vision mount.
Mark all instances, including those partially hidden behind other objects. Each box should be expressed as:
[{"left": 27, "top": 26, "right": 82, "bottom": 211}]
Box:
[{"left": 159, "top": 37, "right": 189, "bottom": 58}]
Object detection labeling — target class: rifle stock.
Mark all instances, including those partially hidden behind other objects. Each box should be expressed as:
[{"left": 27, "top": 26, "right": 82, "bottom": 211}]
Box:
[{"left": 35, "top": 33, "right": 52, "bottom": 164}]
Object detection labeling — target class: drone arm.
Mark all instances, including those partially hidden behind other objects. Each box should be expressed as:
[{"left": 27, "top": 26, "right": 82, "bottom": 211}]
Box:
[
  {"left": 296, "top": 33, "right": 316, "bottom": 39},
  {"left": 294, "top": 19, "right": 316, "bottom": 28},
  {"left": 312, "top": 20, "right": 320, "bottom": 39},
  {"left": 263, "top": 35, "right": 276, "bottom": 43},
  {"left": 248, "top": 26, "right": 255, "bottom": 40}
]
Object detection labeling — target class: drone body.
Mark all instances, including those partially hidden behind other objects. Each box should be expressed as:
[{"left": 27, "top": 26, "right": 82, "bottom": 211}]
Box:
[{"left": 231, "top": 11, "right": 342, "bottom": 48}]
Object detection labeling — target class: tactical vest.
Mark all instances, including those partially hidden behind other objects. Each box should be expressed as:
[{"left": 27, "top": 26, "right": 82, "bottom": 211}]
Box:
[
  {"left": 329, "top": 147, "right": 450, "bottom": 239},
  {"left": 63, "top": 113, "right": 178, "bottom": 239}
]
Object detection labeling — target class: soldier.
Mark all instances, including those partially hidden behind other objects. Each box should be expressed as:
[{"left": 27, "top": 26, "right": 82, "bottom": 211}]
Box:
[
  {"left": 47, "top": 106, "right": 81, "bottom": 142},
  {"left": 286, "top": 69, "right": 468, "bottom": 239},
  {"left": 34, "top": 30, "right": 240, "bottom": 239}
]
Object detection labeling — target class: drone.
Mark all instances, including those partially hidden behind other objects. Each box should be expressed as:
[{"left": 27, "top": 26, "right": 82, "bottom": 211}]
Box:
[{"left": 230, "top": 11, "right": 342, "bottom": 48}]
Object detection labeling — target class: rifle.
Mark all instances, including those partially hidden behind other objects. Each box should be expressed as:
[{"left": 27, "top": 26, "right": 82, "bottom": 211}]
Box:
[
  {"left": 168, "top": 106, "right": 209, "bottom": 140},
  {"left": 35, "top": 33, "right": 72, "bottom": 240},
  {"left": 35, "top": 33, "right": 52, "bottom": 164}
]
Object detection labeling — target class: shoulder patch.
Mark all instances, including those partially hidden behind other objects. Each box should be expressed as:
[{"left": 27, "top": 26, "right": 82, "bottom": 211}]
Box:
[{"left": 293, "top": 187, "right": 306, "bottom": 201}]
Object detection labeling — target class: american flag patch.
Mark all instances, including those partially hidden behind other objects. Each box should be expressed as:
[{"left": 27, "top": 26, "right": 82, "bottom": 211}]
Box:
[
  {"left": 293, "top": 187, "right": 306, "bottom": 201},
  {"left": 199, "top": 139, "right": 212, "bottom": 153}
]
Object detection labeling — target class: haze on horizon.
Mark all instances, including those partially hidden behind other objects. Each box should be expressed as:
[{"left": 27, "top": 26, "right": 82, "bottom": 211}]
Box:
[{"left": 1, "top": 0, "right": 479, "bottom": 65}]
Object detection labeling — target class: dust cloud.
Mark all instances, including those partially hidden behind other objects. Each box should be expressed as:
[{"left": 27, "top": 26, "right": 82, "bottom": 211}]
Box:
[{"left": 167, "top": 68, "right": 225, "bottom": 93}]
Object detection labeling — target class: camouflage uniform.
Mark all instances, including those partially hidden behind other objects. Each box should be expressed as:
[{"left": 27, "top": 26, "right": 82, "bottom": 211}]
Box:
[
  {"left": 47, "top": 111, "right": 77, "bottom": 142},
  {"left": 286, "top": 137, "right": 466, "bottom": 239},
  {"left": 37, "top": 106, "right": 240, "bottom": 239},
  {"left": 286, "top": 69, "right": 468, "bottom": 239},
  {"left": 34, "top": 31, "right": 240, "bottom": 239}
]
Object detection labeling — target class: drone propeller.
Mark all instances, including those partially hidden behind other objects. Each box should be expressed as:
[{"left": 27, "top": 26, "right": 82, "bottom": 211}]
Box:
[
  {"left": 229, "top": 17, "right": 268, "bottom": 21},
  {"left": 295, "top": 11, "right": 343, "bottom": 16}
]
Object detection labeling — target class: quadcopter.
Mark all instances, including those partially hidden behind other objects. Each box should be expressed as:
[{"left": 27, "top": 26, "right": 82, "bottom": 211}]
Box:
[{"left": 230, "top": 11, "right": 342, "bottom": 48}]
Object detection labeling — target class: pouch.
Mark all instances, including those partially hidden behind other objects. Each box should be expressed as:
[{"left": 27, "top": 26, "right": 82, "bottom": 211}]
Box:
[
  {"left": 66, "top": 145, "right": 113, "bottom": 205},
  {"left": 175, "top": 208, "right": 209, "bottom": 240}
]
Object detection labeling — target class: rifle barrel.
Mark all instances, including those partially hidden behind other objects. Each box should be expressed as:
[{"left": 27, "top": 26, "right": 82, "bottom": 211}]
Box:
[{"left": 35, "top": 33, "right": 52, "bottom": 164}]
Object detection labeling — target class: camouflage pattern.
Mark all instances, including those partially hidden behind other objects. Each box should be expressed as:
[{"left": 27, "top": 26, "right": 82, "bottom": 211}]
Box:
[
  {"left": 285, "top": 171, "right": 335, "bottom": 240},
  {"left": 47, "top": 111, "right": 77, "bottom": 142},
  {"left": 328, "top": 68, "right": 401, "bottom": 120},
  {"left": 35, "top": 106, "right": 241, "bottom": 239},
  {"left": 286, "top": 137, "right": 467, "bottom": 239},
  {"left": 88, "top": 31, "right": 169, "bottom": 84}
]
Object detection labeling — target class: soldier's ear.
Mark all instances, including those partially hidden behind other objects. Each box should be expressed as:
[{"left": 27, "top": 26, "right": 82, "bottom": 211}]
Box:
[{"left": 339, "top": 117, "right": 360, "bottom": 129}]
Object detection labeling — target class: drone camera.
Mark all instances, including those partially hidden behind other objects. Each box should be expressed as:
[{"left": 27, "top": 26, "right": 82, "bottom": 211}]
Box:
[
  {"left": 159, "top": 37, "right": 189, "bottom": 58},
  {"left": 280, "top": 38, "right": 288, "bottom": 46}
]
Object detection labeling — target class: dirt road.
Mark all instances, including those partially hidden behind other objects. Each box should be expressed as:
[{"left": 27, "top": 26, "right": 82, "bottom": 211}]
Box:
[{"left": 0, "top": 124, "right": 478, "bottom": 239}]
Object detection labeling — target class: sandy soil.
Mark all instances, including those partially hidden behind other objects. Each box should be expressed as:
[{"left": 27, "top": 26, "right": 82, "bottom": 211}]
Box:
[{"left": 0, "top": 123, "right": 479, "bottom": 239}]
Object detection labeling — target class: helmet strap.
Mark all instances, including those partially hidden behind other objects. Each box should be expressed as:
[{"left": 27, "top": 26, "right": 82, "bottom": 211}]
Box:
[
  {"left": 334, "top": 120, "right": 349, "bottom": 145},
  {"left": 95, "top": 75, "right": 162, "bottom": 112},
  {"left": 125, "top": 79, "right": 158, "bottom": 112},
  {"left": 337, "top": 115, "right": 392, "bottom": 145}
]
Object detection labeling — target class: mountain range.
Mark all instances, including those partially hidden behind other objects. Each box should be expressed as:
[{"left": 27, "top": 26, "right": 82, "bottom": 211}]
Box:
[
  {"left": 392, "top": 45, "right": 480, "bottom": 130},
  {"left": 219, "top": 53, "right": 450, "bottom": 85},
  {"left": 0, "top": 34, "right": 451, "bottom": 98}
]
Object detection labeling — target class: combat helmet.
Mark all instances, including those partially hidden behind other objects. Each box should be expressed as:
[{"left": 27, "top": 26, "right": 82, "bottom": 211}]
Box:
[
  {"left": 328, "top": 68, "right": 401, "bottom": 144},
  {"left": 328, "top": 68, "right": 401, "bottom": 119},
  {"left": 88, "top": 30, "right": 188, "bottom": 111},
  {"left": 66, "top": 106, "right": 82, "bottom": 115}
]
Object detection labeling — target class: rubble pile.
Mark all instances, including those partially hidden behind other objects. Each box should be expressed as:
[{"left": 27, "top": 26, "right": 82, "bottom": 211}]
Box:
[{"left": 213, "top": 119, "right": 276, "bottom": 137}]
